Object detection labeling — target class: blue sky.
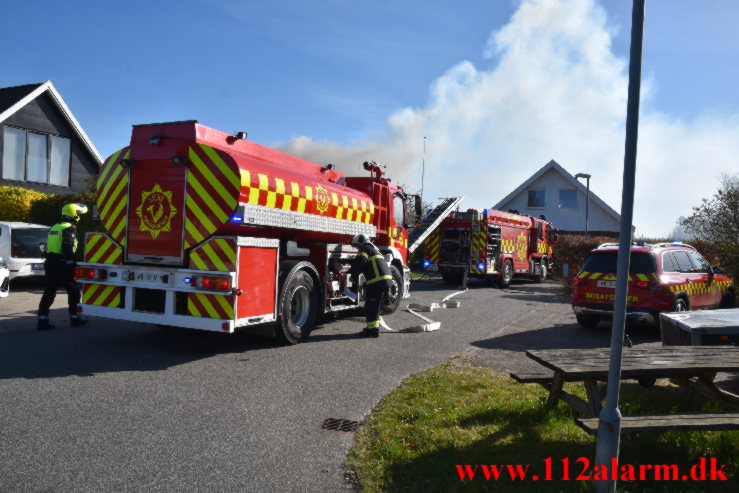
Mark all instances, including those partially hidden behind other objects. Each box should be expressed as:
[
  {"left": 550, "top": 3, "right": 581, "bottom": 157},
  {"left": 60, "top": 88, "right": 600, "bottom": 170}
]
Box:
[{"left": 3, "top": 0, "right": 739, "bottom": 236}]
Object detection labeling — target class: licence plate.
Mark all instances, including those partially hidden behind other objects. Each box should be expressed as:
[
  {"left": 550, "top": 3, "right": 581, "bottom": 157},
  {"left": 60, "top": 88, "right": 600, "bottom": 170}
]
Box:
[
  {"left": 131, "top": 271, "right": 168, "bottom": 283},
  {"left": 597, "top": 280, "right": 616, "bottom": 289},
  {"left": 32, "top": 263, "right": 44, "bottom": 270}
]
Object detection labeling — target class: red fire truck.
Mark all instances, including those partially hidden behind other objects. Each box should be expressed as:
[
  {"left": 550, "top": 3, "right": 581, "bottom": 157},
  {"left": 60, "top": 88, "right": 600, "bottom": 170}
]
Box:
[
  {"left": 424, "top": 208, "right": 557, "bottom": 288},
  {"left": 75, "top": 121, "right": 440, "bottom": 344}
]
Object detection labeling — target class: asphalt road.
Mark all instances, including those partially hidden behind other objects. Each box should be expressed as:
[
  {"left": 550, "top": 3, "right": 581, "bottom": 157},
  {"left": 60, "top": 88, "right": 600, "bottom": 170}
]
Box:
[{"left": 0, "top": 277, "right": 667, "bottom": 492}]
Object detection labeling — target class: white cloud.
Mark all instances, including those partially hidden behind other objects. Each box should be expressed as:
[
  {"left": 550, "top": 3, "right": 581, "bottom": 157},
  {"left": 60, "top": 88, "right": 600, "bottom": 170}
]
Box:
[{"left": 275, "top": 0, "right": 739, "bottom": 237}]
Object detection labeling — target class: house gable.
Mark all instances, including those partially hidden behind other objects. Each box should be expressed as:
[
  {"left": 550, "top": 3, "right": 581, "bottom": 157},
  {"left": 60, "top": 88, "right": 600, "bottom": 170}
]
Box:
[
  {"left": 0, "top": 81, "right": 101, "bottom": 194},
  {"left": 494, "top": 160, "right": 624, "bottom": 233}
]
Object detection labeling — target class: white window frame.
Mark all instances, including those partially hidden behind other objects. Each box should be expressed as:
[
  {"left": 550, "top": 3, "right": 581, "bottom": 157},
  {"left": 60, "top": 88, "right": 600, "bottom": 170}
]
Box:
[{"left": 1, "top": 125, "right": 71, "bottom": 187}]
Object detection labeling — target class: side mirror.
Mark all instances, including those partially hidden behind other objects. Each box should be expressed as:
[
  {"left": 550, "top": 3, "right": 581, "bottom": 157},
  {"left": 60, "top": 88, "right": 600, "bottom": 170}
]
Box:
[
  {"left": 414, "top": 195, "right": 422, "bottom": 220},
  {"left": 712, "top": 266, "right": 724, "bottom": 275}
]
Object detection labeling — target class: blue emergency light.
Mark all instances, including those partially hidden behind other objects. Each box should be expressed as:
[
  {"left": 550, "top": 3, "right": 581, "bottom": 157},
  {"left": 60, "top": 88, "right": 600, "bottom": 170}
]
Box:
[
  {"left": 230, "top": 215, "right": 244, "bottom": 223},
  {"left": 478, "top": 262, "right": 485, "bottom": 270},
  {"left": 423, "top": 260, "right": 431, "bottom": 268}
]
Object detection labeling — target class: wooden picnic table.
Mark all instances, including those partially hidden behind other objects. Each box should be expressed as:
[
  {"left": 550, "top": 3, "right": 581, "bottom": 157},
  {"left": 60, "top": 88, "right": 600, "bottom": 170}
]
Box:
[{"left": 522, "top": 346, "right": 739, "bottom": 418}]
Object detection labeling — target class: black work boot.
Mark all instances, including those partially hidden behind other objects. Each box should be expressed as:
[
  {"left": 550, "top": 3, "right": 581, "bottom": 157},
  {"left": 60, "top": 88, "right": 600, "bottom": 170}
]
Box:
[
  {"left": 361, "top": 327, "right": 380, "bottom": 338},
  {"left": 70, "top": 316, "right": 89, "bottom": 327},
  {"left": 37, "top": 318, "right": 55, "bottom": 331}
]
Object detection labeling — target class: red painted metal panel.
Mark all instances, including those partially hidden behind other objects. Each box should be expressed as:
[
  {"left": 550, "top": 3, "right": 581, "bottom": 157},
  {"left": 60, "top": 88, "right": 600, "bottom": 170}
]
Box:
[
  {"left": 126, "top": 161, "right": 187, "bottom": 262},
  {"left": 237, "top": 247, "right": 277, "bottom": 318}
]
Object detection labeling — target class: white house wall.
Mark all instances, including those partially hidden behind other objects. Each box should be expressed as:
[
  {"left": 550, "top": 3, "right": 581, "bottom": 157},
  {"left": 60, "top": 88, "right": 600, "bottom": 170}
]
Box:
[{"left": 497, "top": 168, "right": 620, "bottom": 232}]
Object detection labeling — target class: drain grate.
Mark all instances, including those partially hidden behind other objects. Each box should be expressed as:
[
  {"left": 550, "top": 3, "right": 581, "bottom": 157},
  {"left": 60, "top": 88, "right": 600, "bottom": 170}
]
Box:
[{"left": 321, "top": 417, "right": 361, "bottom": 433}]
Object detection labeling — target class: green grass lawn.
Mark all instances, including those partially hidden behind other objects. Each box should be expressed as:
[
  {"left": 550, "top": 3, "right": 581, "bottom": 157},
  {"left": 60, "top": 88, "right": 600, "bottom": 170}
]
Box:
[{"left": 348, "top": 359, "right": 738, "bottom": 492}]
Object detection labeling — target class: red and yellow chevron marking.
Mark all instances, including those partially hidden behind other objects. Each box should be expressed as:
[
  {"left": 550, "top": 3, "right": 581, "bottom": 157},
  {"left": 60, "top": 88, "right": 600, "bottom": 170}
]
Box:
[
  {"left": 426, "top": 228, "right": 440, "bottom": 263},
  {"left": 82, "top": 283, "right": 123, "bottom": 308},
  {"left": 240, "top": 171, "right": 375, "bottom": 225},
  {"left": 187, "top": 292, "right": 235, "bottom": 319},
  {"left": 669, "top": 279, "right": 731, "bottom": 296},
  {"left": 185, "top": 144, "right": 241, "bottom": 249},
  {"left": 537, "top": 242, "right": 549, "bottom": 254},
  {"left": 577, "top": 271, "right": 658, "bottom": 282},
  {"left": 84, "top": 233, "right": 123, "bottom": 264},
  {"left": 189, "top": 238, "right": 237, "bottom": 272},
  {"left": 97, "top": 147, "right": 131, "bottom": 246}
]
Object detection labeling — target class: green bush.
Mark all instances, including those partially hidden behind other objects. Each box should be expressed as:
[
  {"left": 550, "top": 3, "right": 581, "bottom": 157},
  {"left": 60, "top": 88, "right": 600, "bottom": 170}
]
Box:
[
  {"left": 29, "top": 192, "right": 104, "bottom": 261},
  {"left": 0, "top": 183, "right": 51, "bottom": 221}
]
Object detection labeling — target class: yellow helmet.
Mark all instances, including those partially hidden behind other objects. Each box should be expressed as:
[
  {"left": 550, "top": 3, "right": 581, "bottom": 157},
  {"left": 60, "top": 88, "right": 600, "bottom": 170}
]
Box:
[{"left": 61, "top": 203, "right": 89, "bottom": 221}]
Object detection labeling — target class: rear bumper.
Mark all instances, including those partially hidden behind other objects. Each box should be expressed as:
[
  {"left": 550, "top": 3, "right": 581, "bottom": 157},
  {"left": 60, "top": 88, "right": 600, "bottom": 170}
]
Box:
[{"left": 572, "top": 304, "right": 657, "bottom": 325}]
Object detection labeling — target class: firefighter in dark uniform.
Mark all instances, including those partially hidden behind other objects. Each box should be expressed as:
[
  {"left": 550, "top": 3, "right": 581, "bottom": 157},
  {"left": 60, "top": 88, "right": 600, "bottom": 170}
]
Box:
[
  {"left": 37, "top": 203, "right": 89, "bottom": 330},
  {"left": 350, "top": 234, "right": 393, "bottom": 338}
]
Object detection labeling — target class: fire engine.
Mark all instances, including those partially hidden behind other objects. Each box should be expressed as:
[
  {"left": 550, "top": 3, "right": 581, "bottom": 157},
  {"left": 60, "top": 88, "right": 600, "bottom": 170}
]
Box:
[
  {"left": 75, "top": 121, "right": 450, "bottom": 344},
  {"left": 424, "top": 208, "right": 557, "bottom": 288}
]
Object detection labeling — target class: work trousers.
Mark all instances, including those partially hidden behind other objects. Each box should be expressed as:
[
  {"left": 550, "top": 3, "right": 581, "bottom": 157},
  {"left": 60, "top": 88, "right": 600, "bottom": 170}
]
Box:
[
  {"left": 364, "top": 284, "right": 390, "bottom": 329},
  {"left": 38, "top": 255, "right": 80, "bottom": 318}
]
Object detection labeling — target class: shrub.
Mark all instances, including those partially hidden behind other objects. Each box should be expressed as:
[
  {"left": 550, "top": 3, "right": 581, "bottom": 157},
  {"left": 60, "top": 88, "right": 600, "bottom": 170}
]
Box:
[
  {"left": 0, "top": 183, "right": 52, "bottom": 222},
  {"left": 29, "top": 192, "right": 103, "bottom": 261}
]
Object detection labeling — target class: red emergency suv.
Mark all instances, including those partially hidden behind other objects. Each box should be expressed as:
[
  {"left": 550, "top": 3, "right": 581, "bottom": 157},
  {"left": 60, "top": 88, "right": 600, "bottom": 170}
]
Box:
[{"left": 571, "top": 242, "right": 735, "bottom": 328}]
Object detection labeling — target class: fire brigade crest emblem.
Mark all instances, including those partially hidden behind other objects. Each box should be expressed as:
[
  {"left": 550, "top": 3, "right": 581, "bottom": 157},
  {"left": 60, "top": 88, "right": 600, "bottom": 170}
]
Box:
[
  {"left": 516, "top": 233, "right": 527, "bottom": 261},
  {"left": 136, "top": 184, "right": 178, "bottom": 239},
  {"left": 315, "top": 185, "right": 330, "bottom": 215}
]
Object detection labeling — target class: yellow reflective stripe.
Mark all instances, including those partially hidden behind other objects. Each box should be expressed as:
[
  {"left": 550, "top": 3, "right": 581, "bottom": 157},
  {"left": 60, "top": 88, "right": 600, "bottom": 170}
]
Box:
[
  {"left": 189, "top": 148, "right": 238, "bottom": 209},
  {"left": 103, "top": 248, "right": 122, "bottom": 265},
  {"left": 188, "top": 173, "right": 229, "bottom": 223},
  {"left": 185, "top": 219, "right": 204, "bottom": 247},
  {"left": 358, "top": 252, "right": 368, "bottom": 259},
  {"left": 214, "top": 295, "right": 233, "bottom": 318},
  {"left": 82, "top": 283, "right": 100, "bottom": 303},
  {"left": 199, "top": 144, "right": 240, "bottom": 190},
  {"left": 190, "top": 251, "right": 209, "bottom": 271},
  {"left": 589, "top": 272, "right": 601, "bottom": 279},
  {"left": 94, "top": 285, "right": 115, "bottom": 306},
  {"left": 100, "top": 175, "right": 128, "bottom": 221},
  {"left": 202, "top": 242, "right": 228, "bottom": 272},
  {"left": 215, "top": 238, "right": 236, "bottom": 264},
  {"left": 188, "top": 299, "right": 202, "bottom": 317},
  {"left": 186, "top": 198, "right": 217, "bottom": 235},
  {"left": 636, "top": 274, "right": 649, "bottom": 282},
  {"left": 196, "top": 293, "right": 220, "bottom": 318},
  {"left": 367, "top": 275, "right": 393, "bottom": 285}
]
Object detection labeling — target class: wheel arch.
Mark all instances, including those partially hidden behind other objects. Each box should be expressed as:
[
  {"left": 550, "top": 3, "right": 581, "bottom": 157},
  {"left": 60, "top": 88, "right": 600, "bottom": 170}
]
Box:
[{"left": 278, "top": 260, "right": 323, "bottom": 315}]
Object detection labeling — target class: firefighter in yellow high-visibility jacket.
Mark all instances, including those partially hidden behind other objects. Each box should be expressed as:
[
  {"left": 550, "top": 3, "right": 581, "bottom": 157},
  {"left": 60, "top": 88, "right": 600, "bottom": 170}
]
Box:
[
  {"left": 37, "top": 203, "right": 89, "bottom": 330},
  {"left": 350, "top": 234, "right": 392, "bottom": 338}
]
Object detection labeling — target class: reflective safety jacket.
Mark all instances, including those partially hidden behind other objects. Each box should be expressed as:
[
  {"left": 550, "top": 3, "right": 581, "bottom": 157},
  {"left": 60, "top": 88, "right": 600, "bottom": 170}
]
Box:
[
  {"left": 351, "top": 241, "right": 393, "bottom": 289},
  {"left": 47, "top": 221, "right": 78, "bottom": 261}
]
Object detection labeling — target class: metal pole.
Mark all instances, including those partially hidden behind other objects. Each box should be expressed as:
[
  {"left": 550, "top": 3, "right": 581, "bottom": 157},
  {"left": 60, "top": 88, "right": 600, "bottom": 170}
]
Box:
[
  {"left": 585, "top": 178, "right": 590, "bottom": 238},
  {"left": 594, "top": 1, "right": 645, "bottom": 492},
  {"left": 421, "top": 136, "right": 426, "bottom": 202}
]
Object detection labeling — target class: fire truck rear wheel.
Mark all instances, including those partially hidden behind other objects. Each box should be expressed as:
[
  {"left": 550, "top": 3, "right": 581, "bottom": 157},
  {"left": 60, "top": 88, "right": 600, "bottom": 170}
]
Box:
[
  {"left": 498, "top": 260, "right": 513, "bottom": 289},
  {"left": 277, "top": 270, "right": 317, "bottom": 345},
  {"left": 381, "top": 265, "right": 403, "bottom": 315}
]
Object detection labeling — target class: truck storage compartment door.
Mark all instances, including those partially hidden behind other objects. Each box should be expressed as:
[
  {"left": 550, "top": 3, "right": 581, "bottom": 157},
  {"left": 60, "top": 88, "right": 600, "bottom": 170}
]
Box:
[{"left": 126, "top": 161, "right": 187, "bottom": 265}]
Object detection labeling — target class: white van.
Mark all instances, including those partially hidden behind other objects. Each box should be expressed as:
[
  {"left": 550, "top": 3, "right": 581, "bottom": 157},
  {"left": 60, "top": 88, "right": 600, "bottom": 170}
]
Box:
[{"left": 0, "top": 222, "right": 50, "bottom": 281}]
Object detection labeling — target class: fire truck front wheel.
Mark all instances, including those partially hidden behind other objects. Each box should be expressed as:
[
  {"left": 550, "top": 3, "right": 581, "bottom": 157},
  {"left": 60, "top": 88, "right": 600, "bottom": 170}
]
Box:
[
  {"left": 381, "top": 265, "right": 403, "bottom": 315},
  {"left": 533, "top": 260, "right": 547, "bottom": 283},
  {"left": 277, "top": 269, "right": 317, "bottom": 345},
  {"left": 498, "top": 260, "right": 513, "bottom": 289}
]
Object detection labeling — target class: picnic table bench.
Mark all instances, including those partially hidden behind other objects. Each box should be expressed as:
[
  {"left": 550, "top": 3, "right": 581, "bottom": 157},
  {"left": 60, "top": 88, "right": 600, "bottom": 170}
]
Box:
[{"left": 512, "top": 346, "right": 739, "bottom": 435}]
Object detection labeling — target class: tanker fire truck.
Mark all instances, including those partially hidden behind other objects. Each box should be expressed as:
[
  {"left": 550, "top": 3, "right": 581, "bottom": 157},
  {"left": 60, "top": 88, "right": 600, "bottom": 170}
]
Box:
[
  {"left": 76, "top": 121, "right": 451, "bottom": 344},
  {"left": 424, "top": 208, "right": 557, "bottom": 288}
]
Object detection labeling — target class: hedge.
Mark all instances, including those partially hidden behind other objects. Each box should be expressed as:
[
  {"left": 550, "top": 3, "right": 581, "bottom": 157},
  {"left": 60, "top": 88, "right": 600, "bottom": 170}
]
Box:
[{"left": 0, "top": 184, "right": 51, "bottom": 222}]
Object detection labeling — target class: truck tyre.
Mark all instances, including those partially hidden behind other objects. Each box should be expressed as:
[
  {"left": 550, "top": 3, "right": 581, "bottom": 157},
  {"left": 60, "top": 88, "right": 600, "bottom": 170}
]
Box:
[
  {"left": 672, "top": 297, "right": 688, "bottom": 312},
  {"left": 576, "top": 314, "right": 599, "bottom": 329},
  {"left": 533, "top": 260, "right": 547, "bottom": 283},
  {"left": 498, "top": 260, "right": 513, "bottom": 289},
  {"left": 381, "top": 265, "right": 403, "bottom": 314},
  {"left": 277, "top": 269, "right": 317, "bottom": 345}
]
